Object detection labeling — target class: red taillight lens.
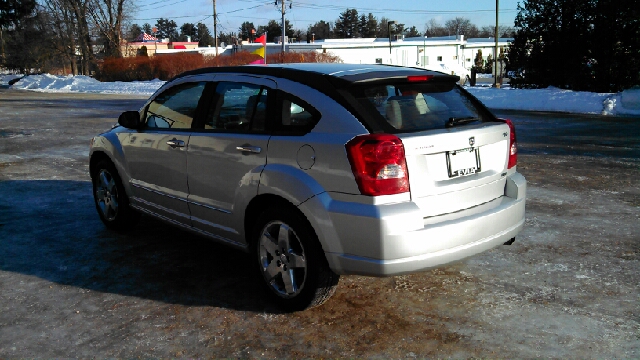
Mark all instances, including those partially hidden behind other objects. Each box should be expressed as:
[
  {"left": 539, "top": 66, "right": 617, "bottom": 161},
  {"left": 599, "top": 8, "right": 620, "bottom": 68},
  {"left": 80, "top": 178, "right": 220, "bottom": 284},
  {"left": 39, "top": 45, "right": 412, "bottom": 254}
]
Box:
[
  {"left": 505, "top": 119, "right": 518, "bottom": 169},
  {"left": 346, "top": 134, "right": 410, "bottom": 196}
]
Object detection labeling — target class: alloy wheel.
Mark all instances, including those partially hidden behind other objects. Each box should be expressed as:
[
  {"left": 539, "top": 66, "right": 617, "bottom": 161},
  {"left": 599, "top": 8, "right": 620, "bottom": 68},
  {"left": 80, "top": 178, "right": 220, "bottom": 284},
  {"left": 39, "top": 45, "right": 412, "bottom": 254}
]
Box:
[{"left": 258, "top": 221, "right": 308, "bottom": 298}]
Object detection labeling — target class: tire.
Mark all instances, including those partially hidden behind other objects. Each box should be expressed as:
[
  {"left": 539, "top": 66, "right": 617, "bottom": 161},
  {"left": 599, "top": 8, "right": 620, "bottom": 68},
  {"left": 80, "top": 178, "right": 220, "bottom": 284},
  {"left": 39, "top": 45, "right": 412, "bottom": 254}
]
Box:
[
  {"left": 253, "top": 205, "right": 340, "bottom": 311},
  {"left": 92, "top": 159, "right": 139, "bottom": 231}
]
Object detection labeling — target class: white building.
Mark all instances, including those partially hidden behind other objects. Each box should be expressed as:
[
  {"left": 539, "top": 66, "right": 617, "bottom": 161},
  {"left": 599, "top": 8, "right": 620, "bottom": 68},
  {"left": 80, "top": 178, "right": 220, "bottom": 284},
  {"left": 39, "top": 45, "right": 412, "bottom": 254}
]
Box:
[{"left": 200, "top": 35, "right": 512, "bottom": 79}]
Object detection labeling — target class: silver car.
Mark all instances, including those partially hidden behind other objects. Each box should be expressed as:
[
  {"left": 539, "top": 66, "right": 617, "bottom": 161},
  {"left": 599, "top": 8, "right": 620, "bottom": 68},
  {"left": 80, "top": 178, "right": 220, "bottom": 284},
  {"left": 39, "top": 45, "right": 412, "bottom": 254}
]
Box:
[{"left": 89, "top": 63, "right": 526, "bottom": 311}]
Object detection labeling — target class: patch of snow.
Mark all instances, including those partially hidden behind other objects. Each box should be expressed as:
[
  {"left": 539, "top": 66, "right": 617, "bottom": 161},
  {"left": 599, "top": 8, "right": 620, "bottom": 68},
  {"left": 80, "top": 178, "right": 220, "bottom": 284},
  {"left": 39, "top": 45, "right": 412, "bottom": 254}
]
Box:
[
  {"left": 620, "top": 86, "right": 640, "bottom": 110},
  {"left": 10, "top": 74, "right": 164, "bottom": 96},
  {"left": 465, "top": 86, "right": 613, "bottom": 115},
  {"left": 602, "top": 96, "right": 616, "bottom": 115}
]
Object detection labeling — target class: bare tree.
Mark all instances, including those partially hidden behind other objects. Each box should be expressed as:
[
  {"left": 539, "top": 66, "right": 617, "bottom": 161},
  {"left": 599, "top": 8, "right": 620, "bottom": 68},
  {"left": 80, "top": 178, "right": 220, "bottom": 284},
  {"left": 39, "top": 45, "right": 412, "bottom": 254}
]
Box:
[
  {"left": 44, "top": 0, "right": 78, "bottom": 74},
  {"left": 479, "top": 25, "right": 515, "bottom": 38},
  {"left": 65, "top": 0, "right": 93, "bottom": 74},
  {"left": 444, "top": 17, "right": 476, "bottom": 37},
  {"left": 424, "top": 18, "right": 447, "bottom": 37},
  {"left": 89, "top": 0, "right": 131, "bottom": 57}
]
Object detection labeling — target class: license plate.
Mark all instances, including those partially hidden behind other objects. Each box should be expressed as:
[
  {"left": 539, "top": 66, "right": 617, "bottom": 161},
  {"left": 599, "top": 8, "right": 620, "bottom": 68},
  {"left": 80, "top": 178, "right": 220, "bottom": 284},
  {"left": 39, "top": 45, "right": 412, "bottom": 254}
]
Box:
[{"left": 447, "top": 147, "right": 481, "bottom": 178}]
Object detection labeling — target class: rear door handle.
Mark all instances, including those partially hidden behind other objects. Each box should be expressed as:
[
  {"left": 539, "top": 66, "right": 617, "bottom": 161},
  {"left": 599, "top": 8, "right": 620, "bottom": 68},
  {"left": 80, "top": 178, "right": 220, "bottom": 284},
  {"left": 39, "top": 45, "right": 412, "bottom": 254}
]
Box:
[
  {"left": 236, "top": 146, "right": 262, "bottom": 154},
  {"left": 167, "top": 138, "right": 185, "bottom": 148}
]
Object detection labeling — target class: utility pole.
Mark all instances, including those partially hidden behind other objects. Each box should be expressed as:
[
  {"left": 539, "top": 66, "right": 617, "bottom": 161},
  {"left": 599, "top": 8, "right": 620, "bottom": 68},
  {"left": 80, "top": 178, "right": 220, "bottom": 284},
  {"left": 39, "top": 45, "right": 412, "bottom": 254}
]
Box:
[
  {"left": 281, "top": 0, "right": 285, "bottom": 53},
  {"left": 493, "top": 0, "right": 500, "bottom": 88},
  {"left": 278, "top": 0, "right": 288, "bottom": 54},
  {"left": 213, "top": 0, "right": 218, "bottom": 55}
]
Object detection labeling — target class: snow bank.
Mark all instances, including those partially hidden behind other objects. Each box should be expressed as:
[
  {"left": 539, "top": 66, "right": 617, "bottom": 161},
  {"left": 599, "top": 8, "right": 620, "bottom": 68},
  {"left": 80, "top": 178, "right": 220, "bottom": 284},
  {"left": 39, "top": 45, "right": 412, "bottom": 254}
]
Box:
[
  {"left": 466, "top": 86, "right": 613, "bottom": 115},
  {"left": 10, "top": 74, "right": 164, "bottom": 96},
  {"left": 0, "top": 74, "right": 22, "bottom": 86},
  {"left": 605, "top": 86, "right": 640, "bottom": 116},
  {"left": 4, "top": 73, "right": 639, "bottom": 117}
]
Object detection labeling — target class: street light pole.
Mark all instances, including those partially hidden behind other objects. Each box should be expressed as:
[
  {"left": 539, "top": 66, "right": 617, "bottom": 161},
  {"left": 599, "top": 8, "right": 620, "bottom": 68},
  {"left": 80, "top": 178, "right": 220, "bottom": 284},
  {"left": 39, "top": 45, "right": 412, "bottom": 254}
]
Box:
[
  {"left": 388, "top": 20, "right": 396, "bottom": 56},
  {"left": 493, "top": 0, "right": 500, "bottom": 88},
  {"left": 423, "top": 35, "right": 427, "bottom": 67},
  {"left": 213, "top": 0, "right": 218, "bottom": 56}
]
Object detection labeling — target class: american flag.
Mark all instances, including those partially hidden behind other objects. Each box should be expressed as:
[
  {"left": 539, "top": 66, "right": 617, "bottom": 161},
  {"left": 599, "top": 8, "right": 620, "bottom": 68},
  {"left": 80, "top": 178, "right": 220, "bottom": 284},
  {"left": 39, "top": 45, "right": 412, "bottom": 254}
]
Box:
[{"left": 134, "top": 32, "right": 158, "bottom": 42}]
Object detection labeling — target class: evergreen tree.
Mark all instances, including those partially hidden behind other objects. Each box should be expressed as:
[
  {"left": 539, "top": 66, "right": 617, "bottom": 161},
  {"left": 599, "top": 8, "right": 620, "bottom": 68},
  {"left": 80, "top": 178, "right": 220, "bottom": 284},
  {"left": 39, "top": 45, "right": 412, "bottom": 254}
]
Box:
[
  {"left": 474, "top": 49, "right": 483, "bottom": 69},
  {"left": 257, "top": 19, "right": 293, "bottom": 42},
  {"left": 154, "top": 18, "right": 178, "bottom": 40},
  {"left": 238, "top": 21, "right": 254, "bottom": 40},
  {"left": 179, "top": 23, "right": 197, "bottom": 41},
  {"left": 127, "top": 23, "right": 142, "bottom": 41},
  {"left": 508, "top": 0, "right": 639, "bottom": 91},
  {"left": 364, "top": 13, "right": 377, "bottom": 37},
  {"left": 377, "top": 17, "right": 390, "bottom": 38},
  {"left": 308, "top": 20, "right": 332, "bottom": 40},
  {"left": 0, "top": 0, "right": 36, "bottom": 27},
  {"left": 334, "top": 8, "right": 359, "bottom": 38},
  {"left": 197, "top": 22, "right": 213, "bottom": 47},
  {"left": 484, "top": 54, "right": 493, "bottom": 74},
  {"left": 404, "top": 26, "right": 420, "bottom": 37}
]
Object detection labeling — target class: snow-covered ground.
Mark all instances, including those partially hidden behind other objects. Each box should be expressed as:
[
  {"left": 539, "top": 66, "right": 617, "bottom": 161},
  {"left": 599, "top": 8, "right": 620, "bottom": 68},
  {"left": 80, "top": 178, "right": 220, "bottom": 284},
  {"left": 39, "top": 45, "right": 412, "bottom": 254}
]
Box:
[{"left": 2, "top": 73, "right": 639, "bottom": 116}]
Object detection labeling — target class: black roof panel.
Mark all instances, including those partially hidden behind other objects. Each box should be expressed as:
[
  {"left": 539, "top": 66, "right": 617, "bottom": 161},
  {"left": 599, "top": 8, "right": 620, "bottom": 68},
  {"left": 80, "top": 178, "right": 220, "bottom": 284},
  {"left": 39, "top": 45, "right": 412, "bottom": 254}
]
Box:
[{"left": 174, "top": 63, "right": 456, "bottom": 85}]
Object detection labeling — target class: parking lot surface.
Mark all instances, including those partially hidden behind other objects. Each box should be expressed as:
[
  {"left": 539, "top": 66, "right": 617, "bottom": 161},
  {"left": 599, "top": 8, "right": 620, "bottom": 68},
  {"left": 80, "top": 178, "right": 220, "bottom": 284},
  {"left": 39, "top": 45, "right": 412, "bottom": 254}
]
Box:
[{"left": 1, "top": 90, "right": 638, "bottom": 357}]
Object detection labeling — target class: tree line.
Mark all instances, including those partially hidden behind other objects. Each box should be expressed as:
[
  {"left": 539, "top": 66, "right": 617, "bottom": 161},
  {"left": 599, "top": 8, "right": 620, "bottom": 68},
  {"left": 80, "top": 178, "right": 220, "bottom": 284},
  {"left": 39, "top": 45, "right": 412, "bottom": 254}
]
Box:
[
  {"left": 1, "top": 0, "right": 131, "bottom": 75},
  {"left": 2, "top": 1, "right": 637, "bottom": 92},
  {"left": 1, "top": 1, "right": 514, "bottom": 76},
  {"left": 508, "top": 0, "right": 639, "bottom": 92}
]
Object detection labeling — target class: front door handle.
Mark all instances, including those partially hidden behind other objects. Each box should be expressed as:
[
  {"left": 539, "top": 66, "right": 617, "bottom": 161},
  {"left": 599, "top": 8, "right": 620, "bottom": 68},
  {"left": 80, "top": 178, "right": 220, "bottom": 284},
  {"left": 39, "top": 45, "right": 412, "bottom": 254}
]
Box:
[
  {"left": 167, "top": 138, "right": 185, "bottom": 148},
  {"left": 236, "top": 146, "right": 262, "bottom": 154}
]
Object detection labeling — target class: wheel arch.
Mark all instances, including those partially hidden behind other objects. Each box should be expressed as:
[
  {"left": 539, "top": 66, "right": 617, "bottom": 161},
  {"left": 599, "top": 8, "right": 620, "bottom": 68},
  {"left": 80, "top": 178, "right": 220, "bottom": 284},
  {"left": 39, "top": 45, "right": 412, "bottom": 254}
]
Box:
[
  {"left": 244, "top": 194, "right": 300, "bottom": 246},
  {"left": 89, "top": 151, "right": 111, "bottom": 179}
]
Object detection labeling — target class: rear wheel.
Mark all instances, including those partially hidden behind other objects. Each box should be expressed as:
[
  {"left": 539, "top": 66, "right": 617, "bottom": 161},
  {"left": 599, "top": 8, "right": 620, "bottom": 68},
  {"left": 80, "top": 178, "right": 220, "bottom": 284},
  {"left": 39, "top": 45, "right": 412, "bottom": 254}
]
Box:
[
  {"left": 92, "top": 159, "right": 139, "bottom": 231},
  {"left": 253, "top": 206, "right": 339, "bottom": 311}
]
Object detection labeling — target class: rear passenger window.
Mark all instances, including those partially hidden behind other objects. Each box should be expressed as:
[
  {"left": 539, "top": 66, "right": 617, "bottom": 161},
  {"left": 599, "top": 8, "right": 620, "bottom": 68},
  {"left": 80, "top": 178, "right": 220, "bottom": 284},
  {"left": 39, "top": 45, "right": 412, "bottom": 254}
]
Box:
[
  {"left": 205, "top": 82, "right": 268, "bottom": 131},
  {"left": 275, "top": 92, "right": 320, "bottom": 134},
  {"left": 145, "top": 82, "right": 206, "bottom": 129}
]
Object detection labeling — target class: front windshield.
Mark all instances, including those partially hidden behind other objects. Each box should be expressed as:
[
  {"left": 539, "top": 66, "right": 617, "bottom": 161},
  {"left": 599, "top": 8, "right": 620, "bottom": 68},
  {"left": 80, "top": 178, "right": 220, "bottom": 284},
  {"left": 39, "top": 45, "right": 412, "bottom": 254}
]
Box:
[{"left": 352, "top": 82, "right": 490, "bottom": 133}]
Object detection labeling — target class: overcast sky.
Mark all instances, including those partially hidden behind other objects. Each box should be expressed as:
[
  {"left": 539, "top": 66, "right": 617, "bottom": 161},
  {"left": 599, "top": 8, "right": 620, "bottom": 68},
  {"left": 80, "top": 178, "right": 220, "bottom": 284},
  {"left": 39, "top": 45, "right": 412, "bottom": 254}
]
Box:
[{"left": 131, "top": 0, "right": 523, "bottom": 34}]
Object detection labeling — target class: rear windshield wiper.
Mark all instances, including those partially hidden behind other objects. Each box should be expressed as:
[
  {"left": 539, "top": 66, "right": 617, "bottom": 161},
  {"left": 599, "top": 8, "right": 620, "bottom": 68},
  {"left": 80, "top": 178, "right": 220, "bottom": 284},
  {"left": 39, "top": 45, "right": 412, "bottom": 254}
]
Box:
[{"left": 445, "top": 117, "right": 480, "bottom": 128}]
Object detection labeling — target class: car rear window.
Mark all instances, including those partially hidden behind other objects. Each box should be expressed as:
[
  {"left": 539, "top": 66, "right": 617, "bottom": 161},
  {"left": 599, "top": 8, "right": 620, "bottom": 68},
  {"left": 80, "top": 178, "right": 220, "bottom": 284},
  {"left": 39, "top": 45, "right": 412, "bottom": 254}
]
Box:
[{"left": 348, "top": 82, "right": 492, "bottom": 133}]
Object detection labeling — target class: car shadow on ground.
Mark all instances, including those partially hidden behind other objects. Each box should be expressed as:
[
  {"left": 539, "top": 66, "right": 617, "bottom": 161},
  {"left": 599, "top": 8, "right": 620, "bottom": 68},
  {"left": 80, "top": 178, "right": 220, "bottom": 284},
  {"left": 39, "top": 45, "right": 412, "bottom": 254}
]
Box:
[{"left": 0, "top": 180, "right": 282, "bottom": 313}]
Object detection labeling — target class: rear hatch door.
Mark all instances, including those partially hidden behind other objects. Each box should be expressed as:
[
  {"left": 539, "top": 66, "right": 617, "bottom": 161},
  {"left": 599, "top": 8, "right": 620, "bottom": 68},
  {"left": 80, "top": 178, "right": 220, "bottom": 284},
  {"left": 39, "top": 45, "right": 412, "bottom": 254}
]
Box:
[{"left": 347, "top": 77, "right": 510, "bottom": 217}]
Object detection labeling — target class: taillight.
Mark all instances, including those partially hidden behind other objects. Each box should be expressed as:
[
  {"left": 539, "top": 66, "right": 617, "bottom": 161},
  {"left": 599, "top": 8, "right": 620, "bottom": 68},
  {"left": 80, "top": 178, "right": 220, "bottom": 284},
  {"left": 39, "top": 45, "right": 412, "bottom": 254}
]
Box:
[
  {"left": 505, "top": 119, "right": 518, "bottom": 169},
  {"left": 346, "top": 134, "right": 410, "bottom": 196},
  {"left": 407, "top": 75, "right": 434, "bottom": 82}
]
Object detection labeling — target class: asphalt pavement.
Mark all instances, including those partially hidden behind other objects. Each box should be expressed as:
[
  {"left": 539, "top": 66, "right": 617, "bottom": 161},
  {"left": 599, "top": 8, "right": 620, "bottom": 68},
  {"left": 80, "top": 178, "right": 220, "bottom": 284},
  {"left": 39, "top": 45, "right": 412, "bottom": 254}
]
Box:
[{"left": 1, "top": 89, "right": 638, "bottom": 357}]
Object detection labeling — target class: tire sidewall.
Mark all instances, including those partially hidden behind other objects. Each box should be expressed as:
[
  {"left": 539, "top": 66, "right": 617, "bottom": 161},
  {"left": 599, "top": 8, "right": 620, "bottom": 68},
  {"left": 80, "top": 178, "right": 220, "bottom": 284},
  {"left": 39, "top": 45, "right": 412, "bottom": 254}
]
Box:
[
  {"left": 252, "top": 206, "right": 327, "bottom": 311},
  {"left": 92, "top": 159, "right": 136, "bottom": 230}
]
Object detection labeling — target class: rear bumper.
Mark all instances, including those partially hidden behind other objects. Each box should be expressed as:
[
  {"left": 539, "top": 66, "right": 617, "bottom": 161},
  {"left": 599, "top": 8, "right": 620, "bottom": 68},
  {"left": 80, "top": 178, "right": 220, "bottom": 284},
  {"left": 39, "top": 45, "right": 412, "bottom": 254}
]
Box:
[{"left": 323, "top": 172, "right": 526, "bottom": 276}]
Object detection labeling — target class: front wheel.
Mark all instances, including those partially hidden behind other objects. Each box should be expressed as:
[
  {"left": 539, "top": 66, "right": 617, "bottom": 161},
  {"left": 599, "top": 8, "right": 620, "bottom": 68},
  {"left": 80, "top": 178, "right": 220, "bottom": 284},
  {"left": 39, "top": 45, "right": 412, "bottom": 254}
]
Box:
[
  {"left": 253, "top": 206, "right": 339, "bottom": 311},
  {"left": 92, "top": 159, "right": 139, "bottom": 231}
]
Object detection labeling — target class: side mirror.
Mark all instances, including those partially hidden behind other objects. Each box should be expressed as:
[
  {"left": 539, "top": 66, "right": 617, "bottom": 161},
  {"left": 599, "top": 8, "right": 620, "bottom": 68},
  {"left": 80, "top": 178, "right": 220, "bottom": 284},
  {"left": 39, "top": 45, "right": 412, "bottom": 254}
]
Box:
[{"left": 118, "top": 111, "right": 142, "bottom": 129}]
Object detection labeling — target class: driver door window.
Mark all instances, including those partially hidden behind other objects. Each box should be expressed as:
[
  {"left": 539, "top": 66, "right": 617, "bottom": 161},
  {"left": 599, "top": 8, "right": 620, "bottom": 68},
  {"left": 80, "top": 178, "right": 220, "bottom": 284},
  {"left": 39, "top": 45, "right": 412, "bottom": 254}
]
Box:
[{"left": 145, "top": 82, "right": 206, "bottom": 129}]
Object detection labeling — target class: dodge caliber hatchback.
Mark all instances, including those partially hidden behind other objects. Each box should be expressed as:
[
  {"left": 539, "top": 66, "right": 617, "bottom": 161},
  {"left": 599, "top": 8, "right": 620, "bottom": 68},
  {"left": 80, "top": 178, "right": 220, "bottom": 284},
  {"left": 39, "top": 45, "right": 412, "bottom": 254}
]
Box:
[{"left": 89, "top": 63, "right": 526, "bottom": 310}]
